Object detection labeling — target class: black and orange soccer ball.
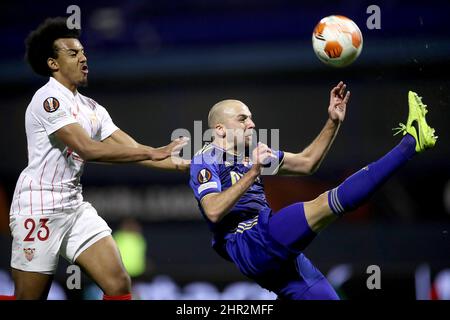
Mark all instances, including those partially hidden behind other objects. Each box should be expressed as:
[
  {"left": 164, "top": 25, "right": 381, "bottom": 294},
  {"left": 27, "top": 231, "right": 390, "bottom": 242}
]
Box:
[{"left": 312, "top": 15, "right": 363, "bottom": 67}]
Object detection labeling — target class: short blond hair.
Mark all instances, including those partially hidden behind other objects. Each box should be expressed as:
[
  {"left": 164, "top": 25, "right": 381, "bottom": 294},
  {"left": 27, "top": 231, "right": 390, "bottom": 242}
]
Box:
[{"left": 208, "top": 99, "right": 245, "bottom": 128}]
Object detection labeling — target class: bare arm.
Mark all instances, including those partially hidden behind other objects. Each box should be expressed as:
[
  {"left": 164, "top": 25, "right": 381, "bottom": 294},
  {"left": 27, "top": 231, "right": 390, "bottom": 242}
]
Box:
[
  {"left": 54, "top": 123, "right": 180, "bottom": 163},
  {"left": 280, "top": 81, "right": 350, "bottom": 175},
  {"left": 201, "top": 166, "right": 260, "bottom": 223},
  {"left": 102, "top": 129, "right": 190, "bottom": 171},
  {"left": 201, "top": 143, "right": 275, "bottom": 223},
  {"left": 281, "top": 119, "right": 340, "bottom": 175}
]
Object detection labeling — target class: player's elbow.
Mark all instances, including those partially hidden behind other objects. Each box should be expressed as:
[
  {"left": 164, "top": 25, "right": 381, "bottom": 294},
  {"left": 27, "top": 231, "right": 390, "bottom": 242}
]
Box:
[
  {"left": 208, "top": 214, "right": 222, "bottom": 224},
  {"left": 205, "top": 209, "right": 223, "bottom": 224},
  {"left": 203, "top": 204, "right": 224, "bottom": 223},
  {"left": 306, "top": 160, "right": 319, "bottom": 175},
  {"left": 305, "top": 162, "right": 320, "bottom": 175},
  {"left": 201, "top": 195, "right": 225, "bottom": 223},
  {"left": 292, "top": 156, "right": 317, "bottom": 175}
]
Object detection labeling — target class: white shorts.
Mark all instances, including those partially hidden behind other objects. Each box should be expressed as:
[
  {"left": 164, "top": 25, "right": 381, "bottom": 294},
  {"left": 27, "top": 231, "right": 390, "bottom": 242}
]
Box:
[{"left": 10, "top": 202, "right": 111, "bottom": 274}]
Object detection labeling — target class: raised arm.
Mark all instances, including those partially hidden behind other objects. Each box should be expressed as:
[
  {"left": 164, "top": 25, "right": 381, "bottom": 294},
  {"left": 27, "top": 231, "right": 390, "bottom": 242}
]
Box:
[
  {"left": 280, "top": 81, "right": 350, "bottom": 175},
  {"left": 54, "top": 124, "right": 185, "bottom": 163},
  {"left": 102, "top": 129, "right": 190, "bottom": 171},
  {"left": 201, "top": 143, "right": 276, "bottom": 223}
]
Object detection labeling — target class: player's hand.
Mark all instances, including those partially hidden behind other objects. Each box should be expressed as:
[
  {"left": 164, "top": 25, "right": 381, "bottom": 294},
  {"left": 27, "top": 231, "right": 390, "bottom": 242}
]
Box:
[
  {"left": 328, "top": 81, "right": 350, "bottom": 123},
  {"left": 251, "top": 142, "right": 278, "bottom": 171},
  {"left": 152, "top": 137, "right": 190, "bottom": 161}
]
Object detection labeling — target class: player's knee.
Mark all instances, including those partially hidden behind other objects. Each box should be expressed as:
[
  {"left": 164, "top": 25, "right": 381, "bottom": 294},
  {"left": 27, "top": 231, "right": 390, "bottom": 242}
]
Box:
[
  {"left": 304, "top": 192, "right": 336, "bottom": 232},
  {"left": 311, "top": 192, "right": 330, "bottom": 209},
  {"left": 305, "top": 192, "right": 331, "bottom": 216},
  {"left": 114, "top": 270, "right": 132, "bottom": 293},
  {"left": 102, "top": 269, "right": 131, "bottom": 295}
]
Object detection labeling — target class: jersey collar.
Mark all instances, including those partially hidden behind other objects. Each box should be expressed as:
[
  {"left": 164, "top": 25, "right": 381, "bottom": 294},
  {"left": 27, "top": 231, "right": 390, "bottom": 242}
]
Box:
[
  {"left": 48, "top": 77, "right": 79, "bottom": 101},
  {"left": 210, "top": 143, "right": 247, "bottom": 163}
]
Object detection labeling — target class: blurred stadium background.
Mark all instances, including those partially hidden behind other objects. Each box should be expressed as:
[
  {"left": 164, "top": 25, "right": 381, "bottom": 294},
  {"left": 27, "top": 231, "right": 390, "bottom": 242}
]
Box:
[{"left": 0, "top": 0, "right": 449, "bottom": 300}]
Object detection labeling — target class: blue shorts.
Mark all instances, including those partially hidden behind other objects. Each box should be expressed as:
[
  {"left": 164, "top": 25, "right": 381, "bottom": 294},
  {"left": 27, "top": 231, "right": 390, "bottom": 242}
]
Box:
[{"left": 222, "top": 208, "right": 339, "bottom": 300}]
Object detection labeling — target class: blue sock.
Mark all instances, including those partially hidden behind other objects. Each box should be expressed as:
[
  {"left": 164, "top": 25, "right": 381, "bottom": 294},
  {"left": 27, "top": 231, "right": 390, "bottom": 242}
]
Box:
[{"left": 328, "top": 134, "right": 416, "bottom": 216}]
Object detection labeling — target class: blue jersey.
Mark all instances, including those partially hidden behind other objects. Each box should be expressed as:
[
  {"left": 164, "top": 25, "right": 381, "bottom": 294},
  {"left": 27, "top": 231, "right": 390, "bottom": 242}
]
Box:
[
  {"left": 189, "top": 143, "right": 337, "bottom": 299},
  {"left": 189, "top": 143, "right": 284, "bottom": 253}
]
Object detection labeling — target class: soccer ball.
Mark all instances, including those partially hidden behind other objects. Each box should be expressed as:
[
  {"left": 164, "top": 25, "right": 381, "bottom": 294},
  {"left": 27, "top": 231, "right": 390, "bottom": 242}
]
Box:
[{"left": 312, "top": 15, "right": 363, "bottom": 67}]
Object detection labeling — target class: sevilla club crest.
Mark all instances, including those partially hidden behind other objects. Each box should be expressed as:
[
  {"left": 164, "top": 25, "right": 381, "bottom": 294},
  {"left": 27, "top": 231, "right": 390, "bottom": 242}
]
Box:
[{"left": 23, "top": 248, "right": 35, "bottom": 261}]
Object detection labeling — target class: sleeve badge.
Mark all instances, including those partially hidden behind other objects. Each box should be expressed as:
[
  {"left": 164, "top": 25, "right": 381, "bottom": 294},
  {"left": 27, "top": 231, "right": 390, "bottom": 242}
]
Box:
[
  {"left": 43, "top": 97, "right": 60, "bottom": 113},
  {"left": 197, "top": 168, "right": 212, "bottom": 184}
]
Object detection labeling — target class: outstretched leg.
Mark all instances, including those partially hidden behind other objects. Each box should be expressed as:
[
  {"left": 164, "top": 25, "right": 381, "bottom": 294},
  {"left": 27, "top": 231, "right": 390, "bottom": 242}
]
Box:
[
  {"left": 306, "top": 133, "right": 416, "bottom": 232},
  {"left": 268, "top": 91, "right": 437, "bottom": 250},
  {"left": 308, "top": 91, "right": 437, "bottom": 232}
]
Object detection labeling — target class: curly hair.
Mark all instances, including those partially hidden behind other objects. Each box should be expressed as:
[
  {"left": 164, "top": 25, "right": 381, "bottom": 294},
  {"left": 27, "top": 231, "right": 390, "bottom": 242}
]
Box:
[{"left": 25, "top": 17, "right": 81, "bottom": 76}]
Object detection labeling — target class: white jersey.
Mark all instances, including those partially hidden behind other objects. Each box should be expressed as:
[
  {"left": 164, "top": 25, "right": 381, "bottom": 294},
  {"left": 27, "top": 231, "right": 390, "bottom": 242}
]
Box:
[{"left": 10, "top": 77, "right": 118, "bottom": 216}]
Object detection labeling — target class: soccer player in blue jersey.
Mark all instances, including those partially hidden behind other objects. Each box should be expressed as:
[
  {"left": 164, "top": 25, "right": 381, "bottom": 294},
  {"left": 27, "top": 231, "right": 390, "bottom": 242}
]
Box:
[{"left": 189, "top": 82, "right": 437, "bottom": 300}]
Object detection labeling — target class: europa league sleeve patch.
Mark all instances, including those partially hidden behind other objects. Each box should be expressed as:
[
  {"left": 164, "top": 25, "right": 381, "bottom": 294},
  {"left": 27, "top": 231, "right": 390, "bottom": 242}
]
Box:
[
  {"left": 197, "top": 168, "right": 212, "bottom": 184},
  {"left": 43, "top": 97, "right": 60, "bottom": 113}
]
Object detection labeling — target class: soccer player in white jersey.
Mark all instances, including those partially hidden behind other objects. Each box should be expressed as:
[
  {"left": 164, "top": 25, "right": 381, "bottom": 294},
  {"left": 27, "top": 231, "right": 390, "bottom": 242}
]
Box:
[{"left": 7, "top": 17, "right": 188, "bottom": 300}]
